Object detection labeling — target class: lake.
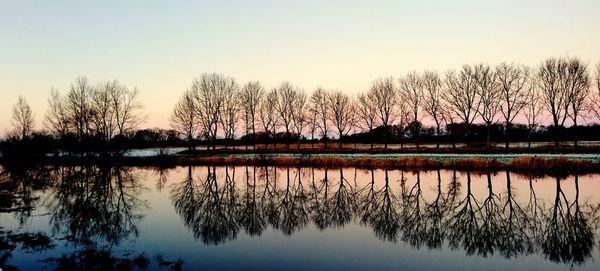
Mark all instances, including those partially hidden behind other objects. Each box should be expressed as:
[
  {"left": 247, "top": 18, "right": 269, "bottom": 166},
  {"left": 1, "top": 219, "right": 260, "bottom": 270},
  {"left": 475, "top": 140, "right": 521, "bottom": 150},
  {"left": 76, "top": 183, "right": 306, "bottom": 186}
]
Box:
[{"left": 1, "top": 165, "right": 599, "bottom": 270}]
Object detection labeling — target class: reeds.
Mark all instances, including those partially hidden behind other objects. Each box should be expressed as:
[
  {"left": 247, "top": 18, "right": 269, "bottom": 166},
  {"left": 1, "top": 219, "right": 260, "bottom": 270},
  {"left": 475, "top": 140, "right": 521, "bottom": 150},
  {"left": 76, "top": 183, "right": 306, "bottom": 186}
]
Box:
[{"left": 11, "top": 153, "right": 598, "bottom": 175}]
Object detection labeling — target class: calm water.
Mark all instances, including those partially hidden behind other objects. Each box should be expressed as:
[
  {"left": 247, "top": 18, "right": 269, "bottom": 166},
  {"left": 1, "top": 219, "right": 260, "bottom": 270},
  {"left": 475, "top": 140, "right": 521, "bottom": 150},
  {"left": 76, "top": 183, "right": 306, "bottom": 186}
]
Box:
[{"left": 1, "top": 165, "right": 599, "bottom": 270}]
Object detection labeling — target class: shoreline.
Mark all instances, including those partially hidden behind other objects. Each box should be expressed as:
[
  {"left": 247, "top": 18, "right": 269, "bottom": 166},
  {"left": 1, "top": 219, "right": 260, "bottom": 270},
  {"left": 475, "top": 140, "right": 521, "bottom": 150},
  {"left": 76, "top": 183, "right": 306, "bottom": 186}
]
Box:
[{"left": 3, "top": 154, "right": 598, "bottom": 176}]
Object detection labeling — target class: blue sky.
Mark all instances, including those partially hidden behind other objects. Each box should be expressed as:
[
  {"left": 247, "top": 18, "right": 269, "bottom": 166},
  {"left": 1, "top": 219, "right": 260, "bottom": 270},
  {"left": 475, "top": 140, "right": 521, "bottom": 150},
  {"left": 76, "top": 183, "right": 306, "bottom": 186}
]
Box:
[{"left": 1, "top": 0, "right": 599, "bottom": 132}]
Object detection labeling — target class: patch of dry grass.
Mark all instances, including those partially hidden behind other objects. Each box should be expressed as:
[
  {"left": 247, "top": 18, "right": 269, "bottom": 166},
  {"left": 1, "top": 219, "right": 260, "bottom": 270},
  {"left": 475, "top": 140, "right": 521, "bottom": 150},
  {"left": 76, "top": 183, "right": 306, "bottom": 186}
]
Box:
[{"left": 22, "top": 154, "right": 600, "bottom": 176}]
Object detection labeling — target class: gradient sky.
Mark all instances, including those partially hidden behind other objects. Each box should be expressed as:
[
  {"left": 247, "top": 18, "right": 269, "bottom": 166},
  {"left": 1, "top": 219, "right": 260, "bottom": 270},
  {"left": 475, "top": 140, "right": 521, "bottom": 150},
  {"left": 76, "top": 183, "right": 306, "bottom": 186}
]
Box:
[{"left": 1, "top": 0, "right": 599, "bottom": 134}]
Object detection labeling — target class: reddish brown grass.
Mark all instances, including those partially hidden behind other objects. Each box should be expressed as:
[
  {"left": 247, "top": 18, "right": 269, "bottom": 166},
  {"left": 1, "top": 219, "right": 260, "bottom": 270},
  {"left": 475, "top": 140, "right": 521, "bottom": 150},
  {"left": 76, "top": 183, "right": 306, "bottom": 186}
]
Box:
[{"left": 27, "top": 154, "right": 600, "bottom": 176}]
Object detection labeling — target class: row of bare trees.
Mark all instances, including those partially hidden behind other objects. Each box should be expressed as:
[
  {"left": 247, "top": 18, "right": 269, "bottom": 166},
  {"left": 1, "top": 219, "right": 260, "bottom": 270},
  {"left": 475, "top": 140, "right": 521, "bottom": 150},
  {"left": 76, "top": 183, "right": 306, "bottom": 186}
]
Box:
[
  {"left": 9, "top": 76, "right": 144, "bottom": 142},
  {"left": 170, "top": 57, "right": 600, "bottom": 150},
  {"left": 7, "top": 57, "right": 600, "bottom": 150}
]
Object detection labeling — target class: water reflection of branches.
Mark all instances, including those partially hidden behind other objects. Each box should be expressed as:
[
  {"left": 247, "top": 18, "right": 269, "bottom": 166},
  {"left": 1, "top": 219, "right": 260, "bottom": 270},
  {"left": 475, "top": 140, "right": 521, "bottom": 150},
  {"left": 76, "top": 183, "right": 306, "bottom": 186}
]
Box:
[
  {"left": 498, "top": 171, "right": 535, "bottom": 258},
  {"left": 540, "top": 175, "right": 596, "bottom": 265},
  {"left": 0, "top": 164, "right": 54, "bottom": 226},
  {"left": 46, "top": 166, "right": 147, "bottom": 247},
  {"left": 167, "top": 166, "right": 600, "bottom": 265},
  {"left": 275, "top": 168, "right": 309, "bottom": 235},
  {"left": 370, "top": 170, "right": 400, "bottom": 242},
  {"left": 170, "top": 166, "right": 238, "bottom": 245},
  {"left": 239, "top": 166, "right": 266, "bottom": 236}
]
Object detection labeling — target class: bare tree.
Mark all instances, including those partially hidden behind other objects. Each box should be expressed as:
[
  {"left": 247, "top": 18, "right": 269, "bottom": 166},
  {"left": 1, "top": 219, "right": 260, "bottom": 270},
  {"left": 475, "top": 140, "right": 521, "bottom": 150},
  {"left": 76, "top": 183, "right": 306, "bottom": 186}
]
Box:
[
  {"left": 43, "top": 78, "right": 143, "bottom": 142},
  {"left": 524, "top": 84, "right": 542, "bottom": 149},
  {"left": 92, "top": 81, "right": 117, "bottom": 140},
  {"left": 474, "top": 63, "right": 501, "bottom": 149},
  {"left": 398, "top": 71, "right": 424, "bottom": 149},
  {"left": 11, "top": 95, "right": 34, "bottom": 139},
  {"left": 220, "top": 82, "right": 240, "bottom": 149},
  {"left": 274, "top": 82, "right": 299, "bottom": 149},
  {"left": 443, "top": 65, "right": 480, "bottom": 146},
  {"left": 191, "top": 73, "right": 235, "bottom": 150},
  {"left": 369, "top": 77, "right": 397, "bottom": 148},
  {"left": 45, "top": 87, "right": 71, "bottom": 138},
  {"left": 239, "top": 81, "right": 264, "bottom": 149},
  {"left": 108, "top": 81, "right": 144, "bottom": 137},
  {"left": 496, "top": 63, "right": 531, "bottom": 148},
  {"left": 422, "top": 71, "right": 444, "bottom": 148},
  {"left": 170, "top": 90, "right": 198, "bottom": 150},
  {"left": 306, "top": 100, "right": 319, "bottom": 149},
  {"left": 538, "top": 57, "right": 569, "bottom": 147},
  {"left": 258, "top": 89, "right": 278, "bottom": 149},
  {"left": 291, "top": 90, "right": 307, "bottom": 149},
  {"left": 395, "top": 99, "right": 411, "bottom": 149},
  {"left": 356, "top": 93, "right": 378, "bottom": 148},
  {"left": 310, "top": 88, "right": 330, "bottom": 148},
  {"left": 67, "top": 76, "right": 95, "bottom": 139},
  {"left": 328, "top": 91, "right": 354, "bottom": 148},
  {"left": 565, "top": 57, "right": 591, "bottom": 148},
  {"left": 591, "top": 63, "right": 600, "bottom": 124}
]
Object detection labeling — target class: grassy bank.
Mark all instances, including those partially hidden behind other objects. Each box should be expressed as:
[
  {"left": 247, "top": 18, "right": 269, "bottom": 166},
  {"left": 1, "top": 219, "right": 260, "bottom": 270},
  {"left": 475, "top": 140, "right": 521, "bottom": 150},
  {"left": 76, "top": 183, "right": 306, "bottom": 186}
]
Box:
[
  {"left": 181, "top": 144, "right": 600, "bottom": 155},
  {"left": 7, "top": 154, "right": 597, "bottom": 176}
]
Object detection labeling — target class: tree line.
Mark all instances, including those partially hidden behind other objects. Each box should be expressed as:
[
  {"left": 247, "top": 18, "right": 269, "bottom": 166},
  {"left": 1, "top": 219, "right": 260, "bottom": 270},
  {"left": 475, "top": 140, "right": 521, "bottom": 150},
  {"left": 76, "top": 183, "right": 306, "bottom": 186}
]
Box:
[
  {"left": 5, "top": 56, "right": 600, "bottom": 152},
  {"left": 169, "top": 56, "right": 600, "bottom": 150}
]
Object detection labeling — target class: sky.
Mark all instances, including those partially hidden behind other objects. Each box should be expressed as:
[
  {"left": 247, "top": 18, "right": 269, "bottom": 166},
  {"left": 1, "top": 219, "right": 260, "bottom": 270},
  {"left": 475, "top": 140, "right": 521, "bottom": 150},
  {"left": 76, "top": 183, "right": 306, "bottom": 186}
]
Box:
[{"left": 1, "top": 0, "right": 599, "bottom": 134}]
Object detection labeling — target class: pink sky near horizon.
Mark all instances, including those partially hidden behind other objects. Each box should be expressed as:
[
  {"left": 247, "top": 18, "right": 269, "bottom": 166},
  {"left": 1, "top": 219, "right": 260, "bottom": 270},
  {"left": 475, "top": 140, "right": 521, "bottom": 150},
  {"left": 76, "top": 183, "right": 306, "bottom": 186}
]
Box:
[{"left": 1, "top": 0, "right": 599, "bottom": 136}]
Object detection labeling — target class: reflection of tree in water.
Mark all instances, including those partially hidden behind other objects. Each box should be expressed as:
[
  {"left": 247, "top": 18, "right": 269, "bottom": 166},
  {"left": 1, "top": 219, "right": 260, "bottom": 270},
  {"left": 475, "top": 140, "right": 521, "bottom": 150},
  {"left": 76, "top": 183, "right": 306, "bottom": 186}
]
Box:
[
  {"left": 399, "top": 171, "right": 428, "bottom": 247},
  {"left": 153, "top": 166, "right": 171, "bottom": 192},
  {"left": 170, "top": 166, "right": 239, "bottom": 245},
  {"left": 446, "top": 171, "right": 482, "bottom": 255},
  {"left": 309, "top": 168, "right": 332, "bottom": 230},
  {"left": 46, "top": 166, "right": 146, "bottom": 246},
  {"left": 477, "top": 172, "right": 502, "bottom": 257},
  {"left": 275, "top": 168, "right": 309, "bottom": 236},
  {"left": 0, "top": 164, "right": 54, "bottom": 226},
  {"left": 356, "top": 170, "right": 377, "bottom": 226},
  {"left": 498, "top": 171, "right": 535, "bottom": 258},
  {"left": 166, "top": 166, "right": 600, "bottom": 265},
  {"left": 329, "top": 168, "right": 354, "bottom": 227},
  {"left": 1, "top": 165, "right": 185, "bottom": 271},
  {"left": 239, "top": 166, "right": 266, "bottom": 236},
  {"left": 422, "top": 170, "right": 451, "bottom": 249},
  {"left": 369, "top": 170, "right": 400, "bottom": 242},
  {"left": 540, "top": 175, "right": 597, "bottom": 265},
  {"left": 261, "top": 166, "right": 280, "bottom": 229}
]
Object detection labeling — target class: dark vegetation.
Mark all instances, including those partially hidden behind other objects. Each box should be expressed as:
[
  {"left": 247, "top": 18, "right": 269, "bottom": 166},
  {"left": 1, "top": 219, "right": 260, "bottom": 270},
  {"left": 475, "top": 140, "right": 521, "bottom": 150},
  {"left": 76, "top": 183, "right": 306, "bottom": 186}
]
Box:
[
  {"left": 2, "top": 164, "right": 599, "bottom": 266},
  {"left": 2, "top": 56, "right": 600, "bottom": 163},
  {"left": 7, "top": 153, "right": 595, "bottom": 176}
]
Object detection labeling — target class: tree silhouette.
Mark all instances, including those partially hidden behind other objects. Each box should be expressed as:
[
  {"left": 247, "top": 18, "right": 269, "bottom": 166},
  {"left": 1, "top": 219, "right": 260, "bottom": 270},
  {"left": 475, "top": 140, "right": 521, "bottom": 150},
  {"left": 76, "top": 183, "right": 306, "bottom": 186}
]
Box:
[
  {"left": 11, "top": 96, "right": 35, "bottom": 140},
  {"left": 46, "top": 166, "right": 146, "bottom": 246}
]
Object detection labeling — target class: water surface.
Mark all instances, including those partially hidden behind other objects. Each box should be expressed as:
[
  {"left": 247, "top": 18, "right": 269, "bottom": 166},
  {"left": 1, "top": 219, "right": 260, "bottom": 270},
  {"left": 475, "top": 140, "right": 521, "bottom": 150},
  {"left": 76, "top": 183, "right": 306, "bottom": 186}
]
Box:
[{"left": 1, "top": 165, "right": 599, "bottom": 270}]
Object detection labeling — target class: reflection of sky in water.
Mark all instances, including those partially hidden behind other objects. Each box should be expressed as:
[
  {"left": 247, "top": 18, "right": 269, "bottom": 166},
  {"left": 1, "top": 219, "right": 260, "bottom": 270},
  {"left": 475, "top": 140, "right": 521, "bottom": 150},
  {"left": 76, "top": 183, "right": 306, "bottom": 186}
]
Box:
[{"left": 1, "top": 166, "right": 600, "bottom": 270}]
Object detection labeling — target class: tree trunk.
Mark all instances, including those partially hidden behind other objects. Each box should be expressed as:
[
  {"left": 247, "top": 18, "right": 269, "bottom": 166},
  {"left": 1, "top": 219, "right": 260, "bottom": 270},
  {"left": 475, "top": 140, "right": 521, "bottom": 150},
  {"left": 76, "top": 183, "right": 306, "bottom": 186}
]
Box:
[
  {"left": 505, "top": 121, "right": 510, "bottom": 149},
  {"left": 465, "top": 124, "right": 470, "bottom": 148},
  {"left": 370, "top": 129, "right": 374, "bottom": 149},
  {"left": 574, "top": 119, "right": 578, "bottom": 148},
  {"left": 384, "top": 125, "right": 388, "bottom": 149},
  {"left": 487, "top": 124, "right": 491, "bottom": 150},
  {"left": 415, "top": 124, "right": 420, "bottom": 151},
  {"left": 554, "top": 122, "right": 560, "bottom": 149},
  {"left": 436, "top": 125, "right": 441, "bottom": 149},
  {"left": 527, "top": 128, "right": 532, "bottom": 149}
]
